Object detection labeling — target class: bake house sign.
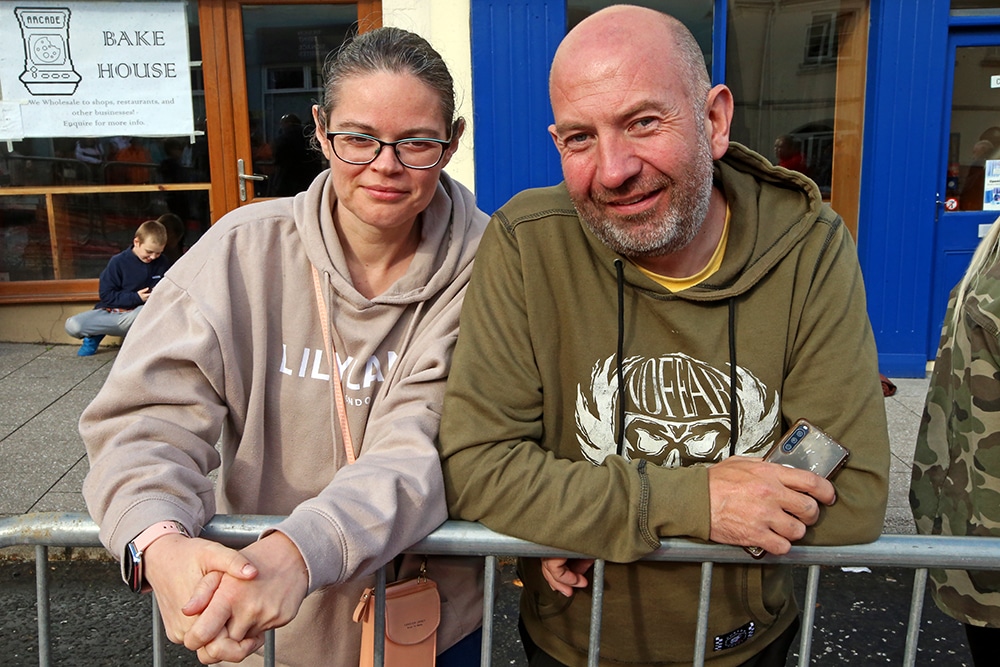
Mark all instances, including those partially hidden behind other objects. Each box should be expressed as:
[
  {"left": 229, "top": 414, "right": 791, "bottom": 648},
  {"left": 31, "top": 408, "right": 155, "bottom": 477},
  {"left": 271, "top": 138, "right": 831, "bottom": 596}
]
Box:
[{"left": 0, "top": 2, "right": 194, "bottom": 140}]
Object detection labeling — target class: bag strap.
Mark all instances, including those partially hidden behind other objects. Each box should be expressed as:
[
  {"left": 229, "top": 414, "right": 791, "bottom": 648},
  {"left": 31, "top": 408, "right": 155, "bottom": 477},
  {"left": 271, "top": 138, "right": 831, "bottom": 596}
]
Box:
[{"left": 311, "top": 265, "right": 357, "bottom": 465}]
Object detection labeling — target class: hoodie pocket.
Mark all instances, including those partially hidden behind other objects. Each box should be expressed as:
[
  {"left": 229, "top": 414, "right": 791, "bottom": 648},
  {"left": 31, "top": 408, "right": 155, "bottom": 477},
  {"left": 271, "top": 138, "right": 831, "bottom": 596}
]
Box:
[
  {"left": 532, "top": 580, "right": 575, "bottom": 619},
  {"left": 744, "top": 563, "right": 793, "bottom": 623}
]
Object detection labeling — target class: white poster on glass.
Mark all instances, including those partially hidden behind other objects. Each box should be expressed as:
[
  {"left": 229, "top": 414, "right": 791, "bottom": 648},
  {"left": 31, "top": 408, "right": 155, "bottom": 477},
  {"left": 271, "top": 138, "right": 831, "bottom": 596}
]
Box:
[
  {"left": 0, "top": 1, "right": 192, "bottom": 140},
  {"left": 984, "top": 159, "right": 1000, "bottom": 211}
]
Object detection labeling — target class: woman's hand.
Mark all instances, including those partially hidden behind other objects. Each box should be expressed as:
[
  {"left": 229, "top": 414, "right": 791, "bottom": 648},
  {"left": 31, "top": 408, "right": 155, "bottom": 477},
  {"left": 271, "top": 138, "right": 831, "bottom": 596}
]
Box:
[
  {"left": 142, "top": 535, "right": 258, "bottom": 649},
  {"left": 183, "top": 531, "right": 310, "bottom": 664}
]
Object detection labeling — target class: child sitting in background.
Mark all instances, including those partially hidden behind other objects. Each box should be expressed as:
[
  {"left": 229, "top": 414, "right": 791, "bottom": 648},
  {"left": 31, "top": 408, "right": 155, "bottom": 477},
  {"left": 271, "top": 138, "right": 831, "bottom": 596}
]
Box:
[{"left": 65, "top": 220, "right": 171, "bottom": 356}]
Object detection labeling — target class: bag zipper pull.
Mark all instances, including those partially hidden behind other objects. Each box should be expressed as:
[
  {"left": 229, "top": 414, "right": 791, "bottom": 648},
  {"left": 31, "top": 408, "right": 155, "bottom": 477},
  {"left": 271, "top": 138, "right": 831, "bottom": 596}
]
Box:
[{"left": 353, "top": 587, "right": 374, "bottom": 623}]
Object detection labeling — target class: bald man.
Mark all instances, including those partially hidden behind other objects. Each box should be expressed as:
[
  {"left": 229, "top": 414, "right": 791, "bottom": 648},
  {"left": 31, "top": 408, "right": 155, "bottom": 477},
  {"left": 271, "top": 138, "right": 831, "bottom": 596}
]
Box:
[{"left": 440, "top": 6, "right": 889, "bottom": 666}]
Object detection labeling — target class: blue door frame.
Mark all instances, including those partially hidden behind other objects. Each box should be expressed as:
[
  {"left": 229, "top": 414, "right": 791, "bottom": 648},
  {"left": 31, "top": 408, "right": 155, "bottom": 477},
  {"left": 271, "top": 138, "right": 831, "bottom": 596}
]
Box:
[{"left": 926, "top": 25, "right": 1000, "bottom": 362}]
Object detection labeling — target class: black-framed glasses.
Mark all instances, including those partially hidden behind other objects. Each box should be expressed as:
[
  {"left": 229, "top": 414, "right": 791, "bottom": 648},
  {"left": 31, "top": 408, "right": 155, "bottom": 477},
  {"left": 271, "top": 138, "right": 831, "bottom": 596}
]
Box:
[{"left": 325, "top": 130, "right": 453, "bottom": 169}]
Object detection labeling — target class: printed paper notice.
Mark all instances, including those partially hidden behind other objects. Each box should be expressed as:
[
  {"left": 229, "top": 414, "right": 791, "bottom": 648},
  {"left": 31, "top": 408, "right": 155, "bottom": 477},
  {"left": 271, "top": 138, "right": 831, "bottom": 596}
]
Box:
[
  {"left": 0, "top": 102, "right": 24, "bottom": 140},
  {"left": 0, "top": 2, "right": 193, "bottom": 140},
  {"left": 984, "top": 159, "right": 1000, "bottom": 211}
]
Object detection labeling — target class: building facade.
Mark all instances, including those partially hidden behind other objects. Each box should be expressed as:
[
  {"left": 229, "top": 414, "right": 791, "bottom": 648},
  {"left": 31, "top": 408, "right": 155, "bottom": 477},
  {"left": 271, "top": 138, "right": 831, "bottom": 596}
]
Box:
[{"left": 0, "top": 0, "right": 997, "bottom": 377}]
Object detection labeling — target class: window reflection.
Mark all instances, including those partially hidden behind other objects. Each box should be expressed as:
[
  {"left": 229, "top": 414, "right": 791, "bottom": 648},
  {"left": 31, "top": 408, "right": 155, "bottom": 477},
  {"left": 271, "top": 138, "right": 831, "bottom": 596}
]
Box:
[
  {"left": 0, "top": 195, "right": 49, "bottom": 282},
  {"left": 2, "top": 135, "right": 208, "bottom": 188},
  {"left": 726, "top": 0, "right": 869, "bottom": 234},
  {"left": 727, "top": 2, "right": 867, "bottom": 198},
  {"left": 240, "top": 4, "right": 355, "bottom": 197},
  {"left": 951, "top": 1, "right": 1000, "bottom": 13}
]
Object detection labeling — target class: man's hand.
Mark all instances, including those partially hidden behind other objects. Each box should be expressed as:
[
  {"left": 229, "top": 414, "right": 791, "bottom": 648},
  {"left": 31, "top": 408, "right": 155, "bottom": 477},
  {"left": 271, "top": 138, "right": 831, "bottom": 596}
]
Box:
[
  {"left": 182, "top": 531, "right": 309, "bottom": 664},
  {"left": 708, "top": 455, "right": 836, "bottom": 555},
  {"left": 540, "top": 558, "right": 595, "bottom": 597},
  {"left": 138, "top": 287, "right": 152, "bottom": 302},
  {"left": 142, "top": 535, "right": 258, "bottom": 649}
]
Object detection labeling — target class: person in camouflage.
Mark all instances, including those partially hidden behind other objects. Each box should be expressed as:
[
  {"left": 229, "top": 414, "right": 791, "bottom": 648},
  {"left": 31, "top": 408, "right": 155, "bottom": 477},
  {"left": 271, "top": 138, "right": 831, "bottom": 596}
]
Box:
[{"left": 911, "top": 216, "right": 1000, "bottom": 667}]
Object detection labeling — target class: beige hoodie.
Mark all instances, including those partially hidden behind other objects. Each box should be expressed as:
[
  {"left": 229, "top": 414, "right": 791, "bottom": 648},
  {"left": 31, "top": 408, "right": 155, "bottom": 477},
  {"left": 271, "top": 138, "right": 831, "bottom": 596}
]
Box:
[{"left": 81, "top": 170, "right": 488, "bottom": 665}]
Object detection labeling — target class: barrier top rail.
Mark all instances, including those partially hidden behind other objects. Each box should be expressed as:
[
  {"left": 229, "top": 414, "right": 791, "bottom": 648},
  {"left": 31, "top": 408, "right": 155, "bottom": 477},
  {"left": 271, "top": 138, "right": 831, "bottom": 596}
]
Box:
[{"left": 2, "top": 512, "right": 1000, "bottom": 571}]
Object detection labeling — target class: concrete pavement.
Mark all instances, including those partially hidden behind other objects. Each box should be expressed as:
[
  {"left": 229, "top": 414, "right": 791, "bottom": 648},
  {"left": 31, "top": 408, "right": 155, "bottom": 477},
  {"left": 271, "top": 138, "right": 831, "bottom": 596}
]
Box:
[
  {"left": 0, "top": 342, "right": 114, "bottom": 523},
  {"left": 0, "top": 341, "right": 927, "bottom": 552}
]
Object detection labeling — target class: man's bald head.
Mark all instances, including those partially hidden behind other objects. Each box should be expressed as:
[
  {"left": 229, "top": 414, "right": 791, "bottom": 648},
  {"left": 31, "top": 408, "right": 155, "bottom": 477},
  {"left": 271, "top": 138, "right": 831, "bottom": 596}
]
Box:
[{"left": 550, "top": 5, "right": 712, "bottom": 110}]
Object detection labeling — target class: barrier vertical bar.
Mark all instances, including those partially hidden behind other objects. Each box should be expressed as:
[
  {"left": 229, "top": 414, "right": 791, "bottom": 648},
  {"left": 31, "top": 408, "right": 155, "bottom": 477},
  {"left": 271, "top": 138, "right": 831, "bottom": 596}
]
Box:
[
  {"left": 151, "top": 594, "right": 165, "bottom": 667},
  {"left": 374, "top": 564, "right": 387, "bottom": 667},
  {"left": 587, "top": 559, "right": 606, "bottom": 667},
  {"left": 151, "top": 588, "right": 275, "bottom": 666},
  {"left": 481, "top": 555, "right": 497, "bottom": 667},
  {"left": 693, "top": 561, "right": 714, "bottom": 667},
  {"left": 265, "top": 629, "right": 276, "bottom": 667},
  {"left": 797, "top": 564, "right": 821, "bottom": 666},
  {"left": 902, "top": 568, "right": 928, "bottom": 667},
  {"left": 35, "top": 545, "right": 50, "bottom": 667}
]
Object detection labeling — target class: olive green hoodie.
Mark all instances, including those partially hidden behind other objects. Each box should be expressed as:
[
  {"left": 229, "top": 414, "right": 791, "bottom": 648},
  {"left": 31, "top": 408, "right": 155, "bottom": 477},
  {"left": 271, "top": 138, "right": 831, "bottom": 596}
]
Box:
[{"left": 440, "top": 143, "right": 889, "bottom": 666}]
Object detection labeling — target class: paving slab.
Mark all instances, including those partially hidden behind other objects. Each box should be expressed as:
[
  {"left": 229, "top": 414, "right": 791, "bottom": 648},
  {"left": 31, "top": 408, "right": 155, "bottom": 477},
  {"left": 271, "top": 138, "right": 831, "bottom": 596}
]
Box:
[
  {"left": 0, "top": 342, "right": 46, "bottom": 377},
  {"left": 0, "top": 349, "right": 114, "bottom": 440}
]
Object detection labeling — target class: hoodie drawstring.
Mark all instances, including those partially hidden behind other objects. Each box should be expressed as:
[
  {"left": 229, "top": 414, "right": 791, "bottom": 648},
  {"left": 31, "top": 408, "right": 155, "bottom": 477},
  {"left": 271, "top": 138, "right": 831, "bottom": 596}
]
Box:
[
  {"left": 728, "top": 297, "right": 738, "bottom": 458},
  {"left": 614, "top": 259, "right": 626, "bottom": 457},
  {"left": 612, "top": 261, "right": 740, "bottom": 461}
]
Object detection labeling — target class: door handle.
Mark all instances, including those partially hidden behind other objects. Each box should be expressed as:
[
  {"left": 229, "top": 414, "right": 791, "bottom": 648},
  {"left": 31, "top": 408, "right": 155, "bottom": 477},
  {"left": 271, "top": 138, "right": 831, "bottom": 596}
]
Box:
[{"left": 237, "top": 158, "right": 267, "bottom": 202}]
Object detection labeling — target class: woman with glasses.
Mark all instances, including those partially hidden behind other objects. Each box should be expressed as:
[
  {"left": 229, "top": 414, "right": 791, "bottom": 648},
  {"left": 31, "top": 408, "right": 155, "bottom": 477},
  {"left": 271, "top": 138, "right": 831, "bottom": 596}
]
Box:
[{"left": 81, "top": 27, "right": 487, "bottom": 666}]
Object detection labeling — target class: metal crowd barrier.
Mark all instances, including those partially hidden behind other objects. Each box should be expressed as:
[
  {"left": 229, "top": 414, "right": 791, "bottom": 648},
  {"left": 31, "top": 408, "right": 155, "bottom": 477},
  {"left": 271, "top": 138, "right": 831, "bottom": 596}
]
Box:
[{"left": 2, "top": 512, "right": 999, "bottom": 667}]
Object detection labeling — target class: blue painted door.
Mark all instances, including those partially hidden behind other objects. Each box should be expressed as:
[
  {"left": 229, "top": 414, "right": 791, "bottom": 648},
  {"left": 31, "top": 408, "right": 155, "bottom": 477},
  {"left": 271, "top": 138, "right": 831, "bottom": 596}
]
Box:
[
  {"left": 930, "top": 27, "right": 1000, "bottom": 357},
  {"left": 469, "top": 0, "right": 566, "bottom": 216}
]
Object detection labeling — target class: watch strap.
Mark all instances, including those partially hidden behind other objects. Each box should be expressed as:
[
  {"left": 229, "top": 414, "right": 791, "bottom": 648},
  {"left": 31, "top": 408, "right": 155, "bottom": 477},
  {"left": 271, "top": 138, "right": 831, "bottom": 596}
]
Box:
[
  {"left": 122, "top": 520, "right": 190, "bottom": 593},
  {"left": 132, "top": 520, "right": 189, "bottom": 553}
]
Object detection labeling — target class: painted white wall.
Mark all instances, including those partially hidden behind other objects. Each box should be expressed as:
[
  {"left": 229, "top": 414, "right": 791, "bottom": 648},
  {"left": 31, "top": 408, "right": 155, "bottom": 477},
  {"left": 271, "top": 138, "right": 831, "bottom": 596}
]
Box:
[{"left": 381, "top": 0, "right": 476, "bottom": 192}]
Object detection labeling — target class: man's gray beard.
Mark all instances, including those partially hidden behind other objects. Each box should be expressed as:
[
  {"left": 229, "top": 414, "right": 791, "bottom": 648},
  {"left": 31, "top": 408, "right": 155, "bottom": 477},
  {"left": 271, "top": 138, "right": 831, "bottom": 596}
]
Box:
[{"left": 574, "top": 146, "right": 715, "bottom": 260}]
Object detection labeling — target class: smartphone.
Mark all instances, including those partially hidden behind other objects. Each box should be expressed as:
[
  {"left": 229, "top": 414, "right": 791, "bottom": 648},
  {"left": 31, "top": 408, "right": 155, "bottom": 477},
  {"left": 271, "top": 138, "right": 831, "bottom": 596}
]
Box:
[{"left": 744, "top": 419, "right": 850, "bottom": 558}]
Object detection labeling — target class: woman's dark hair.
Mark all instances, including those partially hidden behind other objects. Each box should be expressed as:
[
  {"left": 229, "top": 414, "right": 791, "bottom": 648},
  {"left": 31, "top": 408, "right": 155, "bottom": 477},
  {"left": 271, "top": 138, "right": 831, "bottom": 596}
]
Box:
[{"left": 316, "top": 27, "right": 457, "bottom": 134}]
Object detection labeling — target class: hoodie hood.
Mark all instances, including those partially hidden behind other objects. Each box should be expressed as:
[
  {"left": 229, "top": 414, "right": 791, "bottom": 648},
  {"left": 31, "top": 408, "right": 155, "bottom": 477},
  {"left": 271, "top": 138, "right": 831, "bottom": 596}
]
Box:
[
  {"left": 292, "top": 169, "right": 483, "bottom": 309},
  {"left": 703, "top": 142, "right": 827, "bottom": 297},
  {"left": 537, "top": 141, "right": 831, "bottom": 302}
]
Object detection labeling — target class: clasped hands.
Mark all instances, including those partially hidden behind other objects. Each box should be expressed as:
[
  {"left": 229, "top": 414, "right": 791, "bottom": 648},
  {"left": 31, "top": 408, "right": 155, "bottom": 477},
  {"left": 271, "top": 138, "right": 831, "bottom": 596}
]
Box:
[
  {"left": 541, "top": 456, "right": 836, "bottom": 597},
  {"left": 143, "top": 530, "right": 309, "bottom": 664}
]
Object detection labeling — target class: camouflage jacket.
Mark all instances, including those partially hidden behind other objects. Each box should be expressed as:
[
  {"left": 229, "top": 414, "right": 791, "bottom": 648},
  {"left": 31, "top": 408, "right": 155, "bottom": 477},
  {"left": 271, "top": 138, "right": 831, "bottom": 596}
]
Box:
[{"left": 910, "top": 267, "right": 1000, "bottom": 627}]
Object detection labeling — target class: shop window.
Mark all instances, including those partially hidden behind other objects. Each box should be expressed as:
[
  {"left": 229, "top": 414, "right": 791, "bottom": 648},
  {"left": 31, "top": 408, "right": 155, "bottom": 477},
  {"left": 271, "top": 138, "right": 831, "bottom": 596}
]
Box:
[
  {"left": 0, "top": 0, "right": 209, "bottom": 294},
  {"left": 727, "top": 0, "right": 869, "bottom": 235},
  {"left": 566, "top": 0, "right": 713, "bottom": 70},
  {"left": 239, "top": 5, "right": 353, "bottom": 197}
]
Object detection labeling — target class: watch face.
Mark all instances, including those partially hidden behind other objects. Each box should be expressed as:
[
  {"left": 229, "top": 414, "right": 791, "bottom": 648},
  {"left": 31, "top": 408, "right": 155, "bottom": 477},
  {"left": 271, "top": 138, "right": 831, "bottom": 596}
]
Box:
[{"left": 124, "top": 542, "right": 142, "bottom": 593}]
